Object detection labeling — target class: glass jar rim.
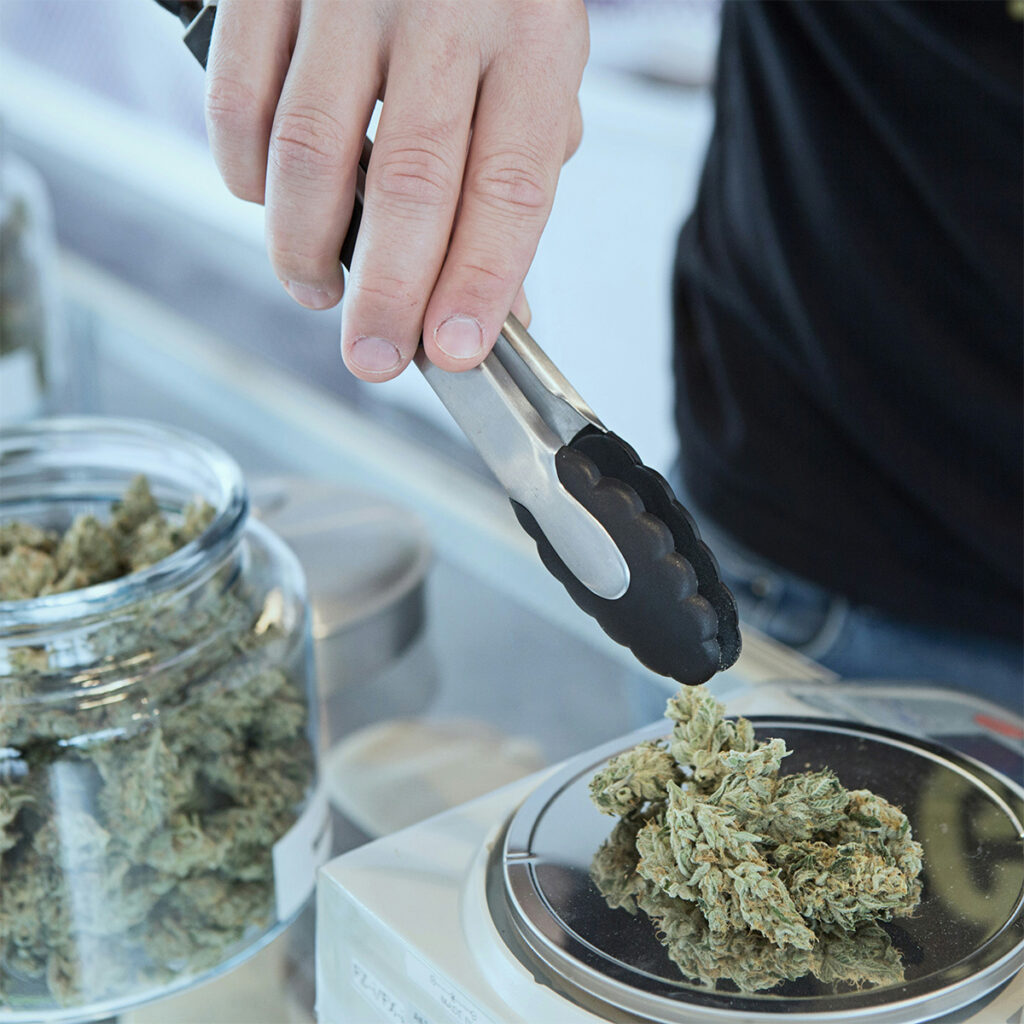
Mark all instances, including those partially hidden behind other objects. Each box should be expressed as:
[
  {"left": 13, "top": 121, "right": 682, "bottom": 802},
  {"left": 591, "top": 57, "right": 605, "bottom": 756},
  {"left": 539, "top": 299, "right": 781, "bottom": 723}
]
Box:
[{"left": 0, "top": 416, "right": 247, "bottom": 629}]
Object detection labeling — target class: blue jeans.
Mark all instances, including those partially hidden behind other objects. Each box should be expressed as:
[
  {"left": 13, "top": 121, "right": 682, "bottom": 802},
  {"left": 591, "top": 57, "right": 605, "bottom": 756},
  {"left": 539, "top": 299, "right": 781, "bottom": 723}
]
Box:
[{"left": 670, "top": 467, "right": 1023, "bottom": 714}]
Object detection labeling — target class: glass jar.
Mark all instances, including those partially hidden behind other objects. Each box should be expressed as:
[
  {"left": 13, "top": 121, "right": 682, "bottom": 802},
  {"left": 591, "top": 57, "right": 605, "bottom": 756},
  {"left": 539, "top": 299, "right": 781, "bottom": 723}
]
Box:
[{"left": 0, "top": 418, "right": 324, "bottom": 1022}]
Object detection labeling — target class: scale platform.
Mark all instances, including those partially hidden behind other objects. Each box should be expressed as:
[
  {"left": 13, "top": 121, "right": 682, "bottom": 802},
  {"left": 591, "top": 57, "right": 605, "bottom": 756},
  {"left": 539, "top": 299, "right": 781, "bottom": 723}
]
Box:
[{"left": 316, "top": 687, "right": 1024, "bottom": 1023}]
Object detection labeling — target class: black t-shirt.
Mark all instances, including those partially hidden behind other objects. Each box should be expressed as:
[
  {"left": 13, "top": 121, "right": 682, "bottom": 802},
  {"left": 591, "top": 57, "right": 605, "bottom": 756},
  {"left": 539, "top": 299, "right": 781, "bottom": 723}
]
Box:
[{"left": 673, "top": 0, "right": 1023, "bottom": 642}]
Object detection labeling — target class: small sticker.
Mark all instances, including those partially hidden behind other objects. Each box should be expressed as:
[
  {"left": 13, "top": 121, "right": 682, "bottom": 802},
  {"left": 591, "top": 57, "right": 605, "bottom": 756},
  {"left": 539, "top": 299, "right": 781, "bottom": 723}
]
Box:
[
  {"left": 272, "top": 786, "right": 331, "bottom": 922},
  {"left": 405, "top": 953, "right": 494, "bottom": 1024},
  {"left": 974, "top": 713, "right": 1024, "bottom": 742}
]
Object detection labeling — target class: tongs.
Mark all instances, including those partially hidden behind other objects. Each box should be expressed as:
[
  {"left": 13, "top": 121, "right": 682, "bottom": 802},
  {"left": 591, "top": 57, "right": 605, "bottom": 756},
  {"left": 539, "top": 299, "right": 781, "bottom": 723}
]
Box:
[{"left": 160, "top": 1, "right": 741, "bottom": 684}]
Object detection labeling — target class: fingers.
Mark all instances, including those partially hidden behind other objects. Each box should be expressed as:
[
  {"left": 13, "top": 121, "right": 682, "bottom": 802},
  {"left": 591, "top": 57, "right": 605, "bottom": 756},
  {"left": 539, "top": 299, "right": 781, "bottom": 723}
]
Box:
[
  {"left": 205, "top": 0, "right": 588, "bottom": 383},
  {"left": 205, "top": 0, "right": 297, "bottom": 204},
  {"left": 263, "top": 0, "right": 382, "bottom": 310},
  {"left": 421, "top": 5, "right": 588, "bottom": 373},
  {"left": 339, "top": 10, "right": 479, "bottom": 380},
  {"left": 511, "top": 286, "right": 532, "bottom": 327},
  {"left": 566, "top": 97, "right": 584, "bottom": 163}
]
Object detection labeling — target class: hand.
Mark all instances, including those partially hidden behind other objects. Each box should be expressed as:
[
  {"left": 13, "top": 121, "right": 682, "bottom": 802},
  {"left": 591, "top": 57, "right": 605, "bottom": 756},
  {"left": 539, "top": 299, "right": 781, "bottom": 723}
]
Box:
[{"left": 204, "top": 0, "right": 588, "bottom": 381}]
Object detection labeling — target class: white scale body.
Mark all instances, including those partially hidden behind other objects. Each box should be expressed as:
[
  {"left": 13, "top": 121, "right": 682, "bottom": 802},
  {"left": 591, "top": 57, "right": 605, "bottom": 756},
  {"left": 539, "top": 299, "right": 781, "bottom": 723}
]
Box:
[{"left": 316, "top": 684, "right": 1024, "bottom": 1024}]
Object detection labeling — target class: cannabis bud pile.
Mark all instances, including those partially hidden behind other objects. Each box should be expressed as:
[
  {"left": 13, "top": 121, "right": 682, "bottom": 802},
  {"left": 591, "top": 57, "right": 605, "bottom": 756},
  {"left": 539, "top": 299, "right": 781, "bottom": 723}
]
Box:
[
  {"left": 589, "top": 686, "right": 922, "bottom": 992},
  {"left": 0, "top": 476, "right": 314, "bottom": 1012},
  {"left": 0, "top": 474, "right": 215, "bottom": 599}
]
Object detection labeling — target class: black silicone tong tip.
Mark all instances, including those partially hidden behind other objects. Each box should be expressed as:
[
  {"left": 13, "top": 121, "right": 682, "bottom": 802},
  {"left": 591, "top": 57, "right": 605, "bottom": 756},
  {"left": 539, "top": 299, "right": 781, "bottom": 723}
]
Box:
[{"left": 512, "top": 431, "right": 741, "bottom": 685}]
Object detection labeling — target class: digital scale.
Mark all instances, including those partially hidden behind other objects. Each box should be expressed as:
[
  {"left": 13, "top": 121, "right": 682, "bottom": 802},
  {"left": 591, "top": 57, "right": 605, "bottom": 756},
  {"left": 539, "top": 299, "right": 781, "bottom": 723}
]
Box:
[{"left": 316, "top": 683, "right": 1024, "bottom": 1023}]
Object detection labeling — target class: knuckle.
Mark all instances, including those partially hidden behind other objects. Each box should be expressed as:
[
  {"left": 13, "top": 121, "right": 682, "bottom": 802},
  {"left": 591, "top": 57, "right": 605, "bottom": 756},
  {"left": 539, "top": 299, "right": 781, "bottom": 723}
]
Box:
[
  {"left": 352, "top": 272, "right": 421, "bottom": 313},
  {"left": 373, "top": 137, "right": 456, "bottom": 211},
  {"left": 456, "top": 257, "right": 516, "bottom": 304},
  {"left": 269, "top": 106, "right": 346, "bottom": 182},
  {"left": 205, "top": 76, "right": 267, "bottom": 201},
  {"left": 266, "top": 239, "right": 335, "bottom": 282},
  {"left": 205, "top": 73, "right": 261, "bottom": 137},
  {"left": 470, "top": 148, "right": 551, "bottom": 218},
  {"left": 512, "top": 0, "right": 588, "bottom": 65}
]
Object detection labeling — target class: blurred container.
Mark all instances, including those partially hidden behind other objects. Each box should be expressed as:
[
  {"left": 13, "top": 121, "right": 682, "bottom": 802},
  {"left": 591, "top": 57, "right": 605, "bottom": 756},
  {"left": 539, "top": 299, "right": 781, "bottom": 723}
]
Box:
[
  {"left": 250, "top": 477, "right": 435, "bottom": 1018},
  {"left": 0, "top": 150, "right": 65, "bottom": 423},
  {"left": 0, "top": 419, "right": 324, "bottom": 1023},
  {"left": 251, "top": 476, "right": 436, "bottom": 754}
]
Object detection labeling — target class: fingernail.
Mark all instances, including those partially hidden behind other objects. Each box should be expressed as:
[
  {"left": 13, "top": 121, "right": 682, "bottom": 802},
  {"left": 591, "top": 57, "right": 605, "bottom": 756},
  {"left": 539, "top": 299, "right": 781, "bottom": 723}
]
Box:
[
  {"left": 350, "top": 336, "right": 401, "bottom": 373},
  {"left": 284, "top": 281, "right": 334, "bottom": 309},
  {"left": 435, "top": 315, "right": 484, "bottom": 360}
]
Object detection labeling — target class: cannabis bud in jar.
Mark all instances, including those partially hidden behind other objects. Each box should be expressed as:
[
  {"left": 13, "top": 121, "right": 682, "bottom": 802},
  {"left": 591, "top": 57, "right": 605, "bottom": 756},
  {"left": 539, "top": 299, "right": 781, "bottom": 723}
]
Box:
[
  {"left": 588, "top": 686, "right": 922, "bottom": 992},
  {"left": 0, "top": 475, "right": 214, "bottom": 600},
  {"left": 0, "top": 450, "right": 318, "bottom": 1020}
]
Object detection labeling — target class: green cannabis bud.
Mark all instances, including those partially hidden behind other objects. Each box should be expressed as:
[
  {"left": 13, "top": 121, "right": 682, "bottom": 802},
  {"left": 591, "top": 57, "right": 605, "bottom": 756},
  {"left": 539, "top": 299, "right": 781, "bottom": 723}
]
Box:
[
  {"left": 588, "top": 686, "right": 922, "bottom": 992},
  {"left": 0, "top": 474, "right": 214, "bottom": 599},
  {"left": 0, "top": 477, "right": 314, "bottom": 1011}
]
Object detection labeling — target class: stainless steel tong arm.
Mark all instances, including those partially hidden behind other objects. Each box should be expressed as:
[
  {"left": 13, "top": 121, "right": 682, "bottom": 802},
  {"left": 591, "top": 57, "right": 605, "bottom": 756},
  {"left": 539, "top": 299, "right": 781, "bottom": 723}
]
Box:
[
  {"left": 495, "top": 314, "right": 605, "bottom": 445},
  {"left": 414, "top": 346, "right": 630, "bottom": 601}
]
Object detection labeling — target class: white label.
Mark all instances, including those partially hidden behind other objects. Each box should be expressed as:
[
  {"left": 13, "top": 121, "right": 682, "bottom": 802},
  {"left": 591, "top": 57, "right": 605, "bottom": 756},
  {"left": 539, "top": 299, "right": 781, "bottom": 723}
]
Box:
[
  {"left": 272, "top": 786, "right": 331, "bottom": 922},
  {"left": 351, "top": 959, "right": 436, "bottom": 1024},
  {"left": 405, "top": 953, "right": 494, "bottom": 1024},
  {"left": 0, "top": 349, "right": 43, "bottom": 423},
  {"left": 352, "top": 959, "right": 411, "bottom": 1024}
]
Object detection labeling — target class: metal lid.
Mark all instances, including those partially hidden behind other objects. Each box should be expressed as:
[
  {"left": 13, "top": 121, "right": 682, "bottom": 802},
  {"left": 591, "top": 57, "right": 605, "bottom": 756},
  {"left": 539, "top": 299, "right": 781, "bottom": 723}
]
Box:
[
  {"left": 490, "top": 719, "right": 1024, "bottom": 1023},
  {"left": 251, "top": 477, "right": 432, "bottom": 686}
]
